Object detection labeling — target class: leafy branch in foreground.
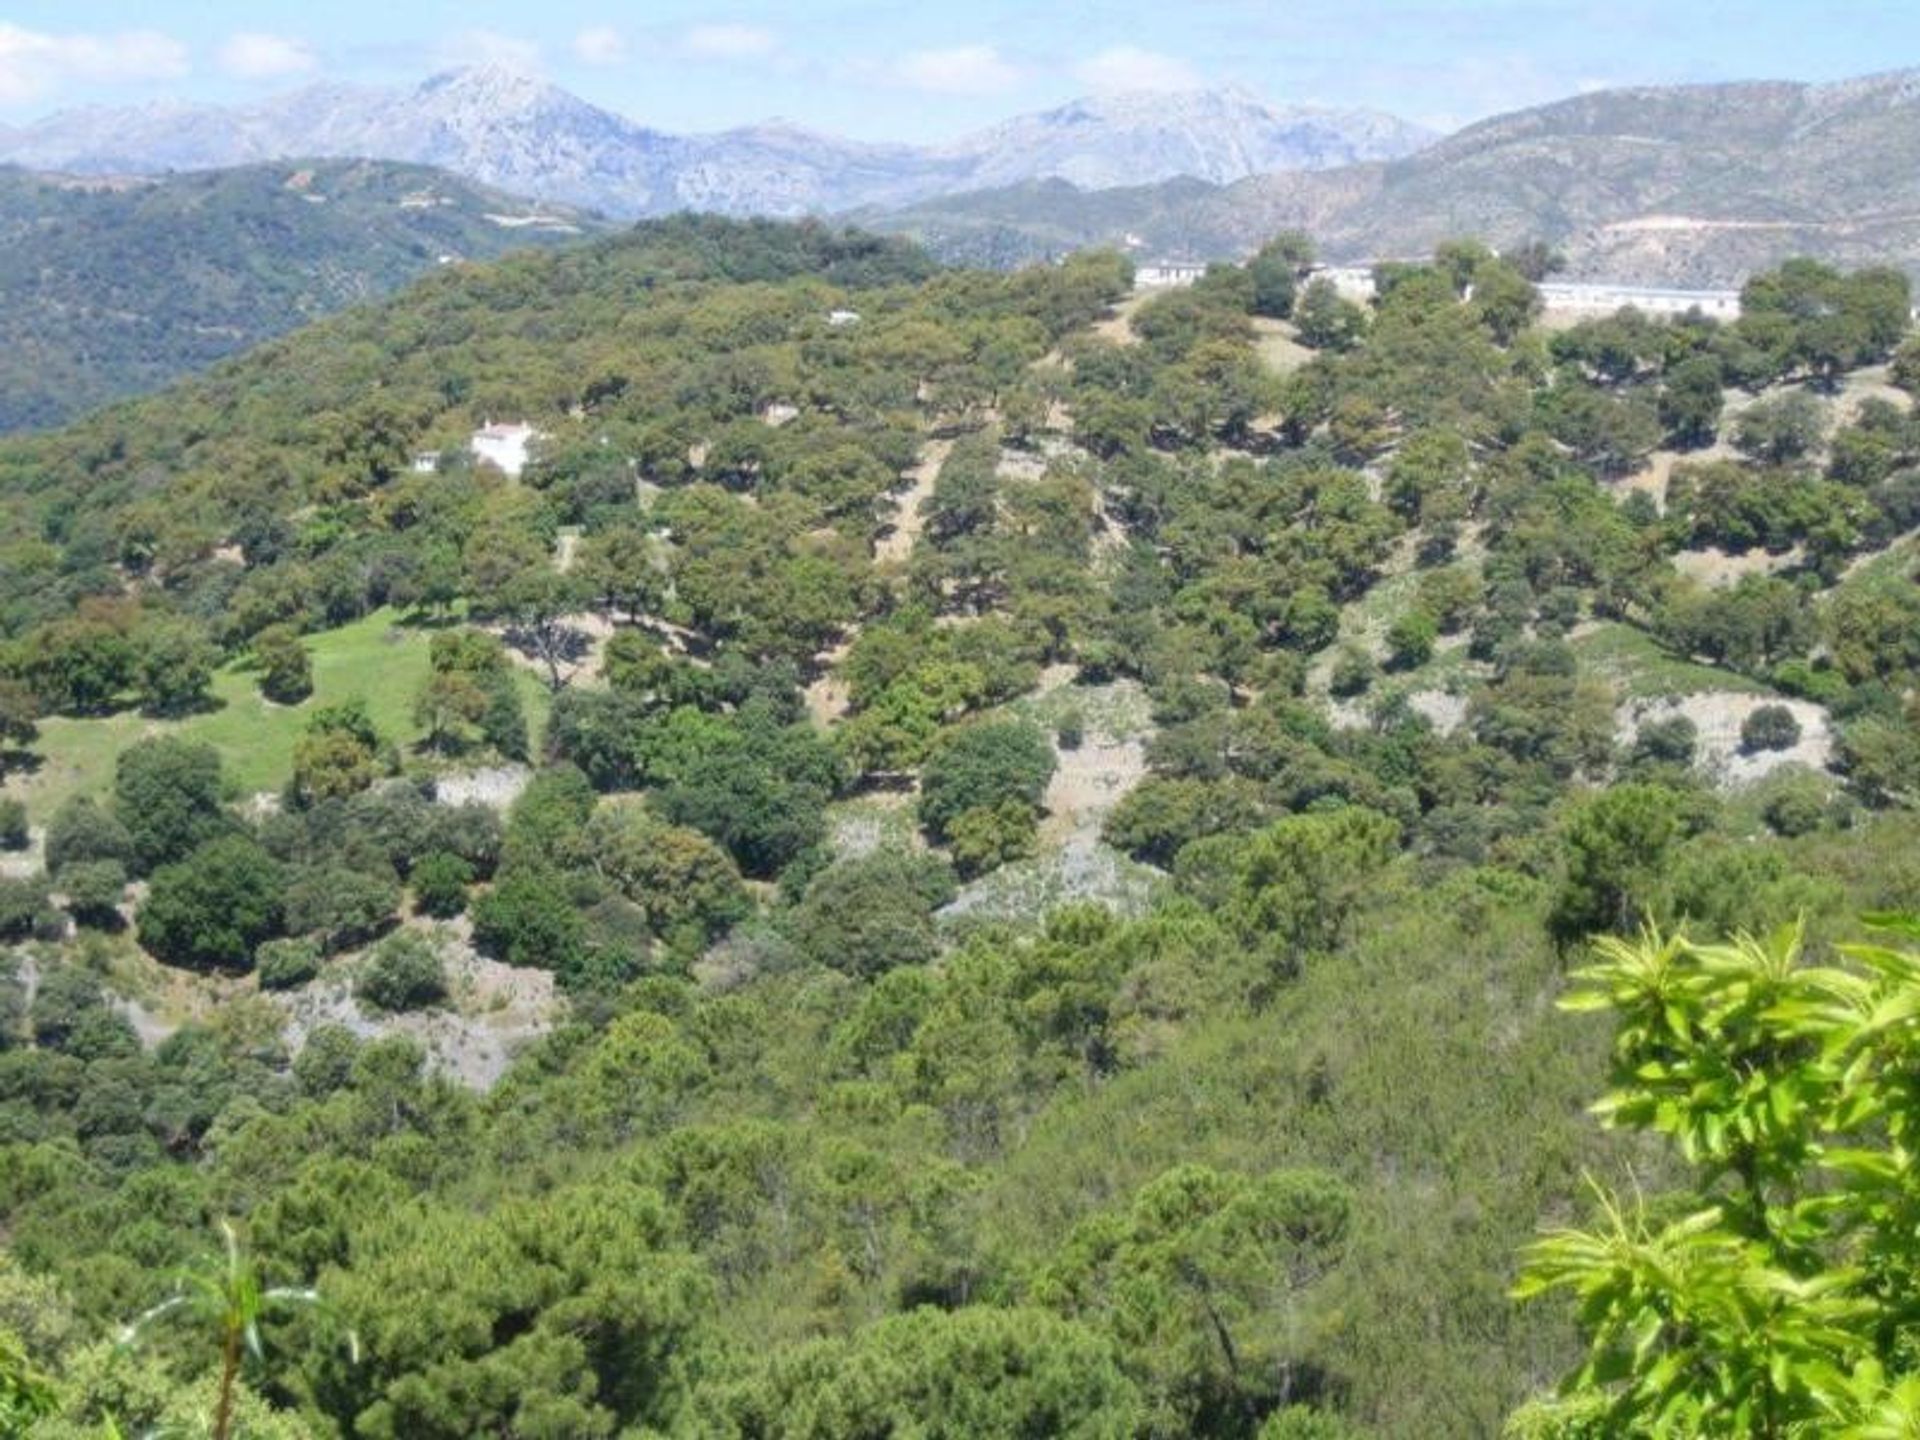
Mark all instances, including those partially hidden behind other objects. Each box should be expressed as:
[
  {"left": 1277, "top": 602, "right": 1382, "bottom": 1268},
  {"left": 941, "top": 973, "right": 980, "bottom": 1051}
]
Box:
[
  {"left": 121, "top": 1220, "right": 356, "bottom": 1440},
  {"left": 1511, "top": 916, "right": 1920, "bottom": 1438}
]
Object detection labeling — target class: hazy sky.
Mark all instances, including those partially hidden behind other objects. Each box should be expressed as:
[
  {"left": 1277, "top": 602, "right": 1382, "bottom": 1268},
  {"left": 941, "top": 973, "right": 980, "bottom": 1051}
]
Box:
[{"left": 2, "top": 2, "right": 1916, "bottom": 141}]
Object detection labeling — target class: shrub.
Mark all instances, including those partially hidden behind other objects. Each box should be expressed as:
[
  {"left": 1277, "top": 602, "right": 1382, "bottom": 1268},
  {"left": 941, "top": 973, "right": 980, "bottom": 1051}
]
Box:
[
  {"left": 256, "top": 937, "right": 322, "bottom": 991},
  {"left": 1741, "top": 703, "right": 1803, "bottom": 754},
  {"left": 471, "top": 869, "right": 587, "bottom": 974},
  {"left": 918, "top": 720, "right": 1055, "bottom": 843},
  {"left": 788, "top": 850, "right": 958, "bottom": 977},
  {"left": 58, "top": 860, "right": 126, "bottom": 929},
  {"left": 1631, "top": 715, "right": 1698, "bottom": 768},
  {"left": 1328, "top": 647, "right": 1375, "bottom": 698},
  {"left": 946, "top": 801, "right": 1039, "bottom": 879},
  {"left": 356, "top": 933, "right": 447, "bottom": 1013},
  {"left": 44, "top": 796, "right": 133, "bottom": 874},
  {"left": 0, "top": 799, "right": 25, "bottom": 851},
  {"left": 1385, "top": 611, "right": 1438, "bottom": 671},
  {"left": 1055, "top": 708, "right": 1086, "bottom": 751},
  {"left": 0, "top": 878, "right": 51, "bottom": 942},
  {"left": 1762, "top": 786, "right": 1827, "bottom": 838},
  {"left": 283, "top": 866, "right": 400, "bottom": 953},
  {"left": 411, "top": 851, "right": 474, "bottom": 918},
  {"left": 253, "top": 624, "right": 313, "bottom": 704},
  {"left": 136, "top": 835, "right": 284, "bottom": 971},
  {"left": 113, "top": 736, "right": 226, "bottom": 873}
]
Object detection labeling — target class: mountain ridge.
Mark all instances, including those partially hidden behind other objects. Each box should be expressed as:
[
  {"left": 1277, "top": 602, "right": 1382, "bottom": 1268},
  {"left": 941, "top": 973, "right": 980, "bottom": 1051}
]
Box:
[
  {"left": 865, "top": 67, "right": 1920, "bottom": 285},
  {"left": 0, "top": 64, "right": 1433, "bottom": 218}
]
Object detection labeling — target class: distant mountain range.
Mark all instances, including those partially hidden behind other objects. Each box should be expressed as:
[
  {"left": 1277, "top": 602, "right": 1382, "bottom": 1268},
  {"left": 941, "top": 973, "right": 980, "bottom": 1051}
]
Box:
[
  {"left": 865, "top": 69, "right": 1920, "bottom": 286},
  {"left": 0, "top": 159, "right": 606, "bottom": 431},
  {"left": 11, "top": 63, "right": 1920, "bottom": 434},
  {"left": 0, "top": 66, "right": 1434, "bottom": 218}
]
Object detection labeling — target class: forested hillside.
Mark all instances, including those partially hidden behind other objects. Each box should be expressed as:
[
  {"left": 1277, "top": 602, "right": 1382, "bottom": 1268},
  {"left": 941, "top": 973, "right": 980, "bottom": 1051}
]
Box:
[
  {"left": 0, "top": 159, "right": 604, "bottom": 432},
  {"left": 3, "top": 216, "right": 1920, "bottom": 1435}
]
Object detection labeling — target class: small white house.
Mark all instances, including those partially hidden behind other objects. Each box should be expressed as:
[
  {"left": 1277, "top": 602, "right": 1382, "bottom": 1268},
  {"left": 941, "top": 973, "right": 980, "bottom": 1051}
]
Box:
[
  {"left": 826, "top": 308, "right": 862, "bottom": 327},
  {"left": 410, "top": 450, "right": 442, "bottom": 474},
  {"left": 1134, "top": 259, "right": 1209, "bottom": 289},
  {"left": 471, "top": 421, "right": 542, "bottom": 479}
]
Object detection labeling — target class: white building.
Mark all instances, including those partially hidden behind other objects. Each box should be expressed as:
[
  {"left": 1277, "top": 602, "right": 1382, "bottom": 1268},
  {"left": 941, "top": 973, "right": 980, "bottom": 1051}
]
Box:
[
  {"left": 827, "top": 308, "right": 862, "bottom": 327},
  {"left": 1135, "top": 260, "right": 1209, "bottom": 289},
  {"left": 1536, "top": 282, "right": 1742, "bottom": 320},
  {"left": 471, "top": 421, "right": 542, "bottom": 479},
  {"left": 410, "top": 450, "right": 441, "bottom": 474}
]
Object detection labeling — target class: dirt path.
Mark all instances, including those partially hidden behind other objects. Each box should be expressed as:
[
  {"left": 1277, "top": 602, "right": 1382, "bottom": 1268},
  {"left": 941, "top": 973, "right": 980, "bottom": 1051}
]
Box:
[
  {"left": 1089, "top": 293, "right": 1147, "bottom": 347},
  {"left": 875, "top": 437, "right": 952, "bottom": 569},
  {"left": 803, "top": 638, "right": 854, "bottom": 729}
]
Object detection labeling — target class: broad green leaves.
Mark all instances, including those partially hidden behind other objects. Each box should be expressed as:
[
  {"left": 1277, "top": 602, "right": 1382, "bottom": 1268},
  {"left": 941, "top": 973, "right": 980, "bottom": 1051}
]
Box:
[{"left": 1516, "top": 918, "right": 1920, "bottom": 1436}]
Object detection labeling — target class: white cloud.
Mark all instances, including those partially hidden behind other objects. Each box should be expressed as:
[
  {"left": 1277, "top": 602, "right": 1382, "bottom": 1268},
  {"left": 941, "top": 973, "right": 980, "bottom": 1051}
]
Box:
[
  {"left": 438, "top": 29, "right": 543, "bottom": 73},
  {"left": 218, "top": 32, "right": 318, "bottom": 81},
  {"left": 0, "top": 22, "right": 188, "bottom": 106},
  {"left": 1073, "top": 46, "right": 1201, "bottom": 94},
  {"left": 681, "top": 24, "right": 778, "bottom": 61},
  {"left": 895, "top": 44, "right": 1019, "bottom": 96},
  {"left": 573, "top": 26, "right": 628, "bottom": 66}
]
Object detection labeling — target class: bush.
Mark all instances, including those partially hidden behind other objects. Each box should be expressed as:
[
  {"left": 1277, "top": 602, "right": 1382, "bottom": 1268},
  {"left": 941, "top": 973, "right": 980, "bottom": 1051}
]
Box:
[
  {"left": 256, "top": 937, "right": 322, "bottom": 991},
  {"left": 136, "top": 835, "right": 284, "bottom": 971},
  {"left": 43, "top": 796, "right": 133, "bottom": 875},
  {"left": 1741, "top": 704, "right": 1803, "bottom": 754},
  {"left": 283, "top": 866, "right": 400, "bottom": 953},
  {"left": 471, "top": 869, "right": 587, "bottom": 974},
  {"left": 1632, "top": 715, "right": 1698, "bottom": 768},
  {"left": 1328, "top": 647, "right": 1374, "bottom": 698},
  {"left": 0, "top": 799, "right": 25, "bottom": 851},
  {"left": 918, "top": 720, "right": 1055, "bottom": 843},
  {"left": 788, "top": 850, "right": 958, "bottom": 977},
  {"left": 114, "top": 737, "right": 226, "bottom": 873},
  {"left": 1055, "top": 708, "right": 1086, "bottom": 751},
  {"left": 946, "top": 801, "right": 1039, "bottom": 879},
  {"left": 411, "top": 850, "right": 474, "bottom": 918},
  {"left": 58, "top": 860, "right": 126, "bottom": 929},
  {"left": 1762, "top": 786, "right": 1827, "bottom": 838},
  {"left": 356, "top": 933, "right": 447, "bottom": 1013},
  {"left": 253, "top": 624, "right": 313, "bottom": 704},
  {"left": 0, "top": 878, "right": 51, "bottom": 942},
  {"left": 1385, "top": 611, "right": 1437, "bottom": 671}
]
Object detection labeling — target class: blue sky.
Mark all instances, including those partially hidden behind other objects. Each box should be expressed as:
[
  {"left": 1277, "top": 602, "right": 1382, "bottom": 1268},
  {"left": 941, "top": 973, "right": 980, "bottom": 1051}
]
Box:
[{"left": 1, "top": 2, "right": 1916, "bottom": 141}]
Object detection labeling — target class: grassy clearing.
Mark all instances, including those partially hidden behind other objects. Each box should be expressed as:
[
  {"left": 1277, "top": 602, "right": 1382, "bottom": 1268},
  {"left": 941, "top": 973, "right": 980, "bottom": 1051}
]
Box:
[
  {"left": 1250, "top": 317, "right": 1312, "bottom": 376},
  {"left": 1569, "top": 622, "right": 1770, "bottom": 700},
  {"left": 7, "top": 608, "right": 550, "bottom": 825}
]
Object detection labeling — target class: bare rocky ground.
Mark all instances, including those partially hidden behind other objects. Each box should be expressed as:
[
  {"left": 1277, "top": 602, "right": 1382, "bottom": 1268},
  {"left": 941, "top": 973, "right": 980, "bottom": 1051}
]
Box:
[
  {"left": 1618, "top": 691, "right": 1834, "bottom": 789},
  {"left": 274, "top": 918, "right": 559, "bottom": 1091},
  {"left": 432, "top": 763, "right": 532, "bottom": 810},
  {"left": 940, "top": 674, "right": 1161, "bottom": 927},
  {"left": 104, "top": 914, "right": 562, "bottom": 1092},
  {"left": 1670, "top": 545, "right": 1802, "bottom": 588},
  {"left": 0, "top": 828, "right": 43, "bottom": 880}
]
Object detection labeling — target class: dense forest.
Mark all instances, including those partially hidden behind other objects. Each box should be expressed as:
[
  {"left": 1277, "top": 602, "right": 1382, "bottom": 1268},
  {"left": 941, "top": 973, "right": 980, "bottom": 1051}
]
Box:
[
  {"left": 3, "top": 213, "right": 1920, "bottom": 1436},
  {"left": 0, "top": 160, "right": 603, "bottom": 433}
]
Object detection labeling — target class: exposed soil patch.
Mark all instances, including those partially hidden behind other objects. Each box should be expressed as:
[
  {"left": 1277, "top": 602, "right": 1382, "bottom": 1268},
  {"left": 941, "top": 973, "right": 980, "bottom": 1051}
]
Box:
[
  {"left": 875, "top": 438, "right": 953, "bottom": 569},
  {"left": 1618, "top": 691, "right": 1834, "bottom": 788}
]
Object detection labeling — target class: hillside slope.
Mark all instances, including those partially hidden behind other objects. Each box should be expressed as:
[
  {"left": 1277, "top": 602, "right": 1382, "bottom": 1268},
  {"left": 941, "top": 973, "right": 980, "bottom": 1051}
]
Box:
[
  {"left": 0, "top": 158, "right": 606, "bottom": 430},
  {"left": 873, "top": 69, "right": 1920, "bottom": 283}
]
